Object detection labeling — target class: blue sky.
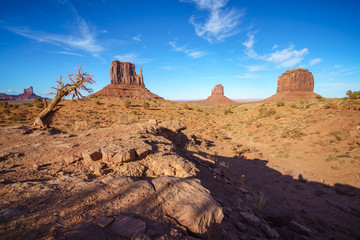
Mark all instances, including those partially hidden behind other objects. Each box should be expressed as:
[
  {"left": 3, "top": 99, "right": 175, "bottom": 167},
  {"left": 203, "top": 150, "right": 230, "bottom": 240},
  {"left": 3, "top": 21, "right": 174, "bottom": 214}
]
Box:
[{"left": 0, "top": 0, "right": 359, "bottom": 100}]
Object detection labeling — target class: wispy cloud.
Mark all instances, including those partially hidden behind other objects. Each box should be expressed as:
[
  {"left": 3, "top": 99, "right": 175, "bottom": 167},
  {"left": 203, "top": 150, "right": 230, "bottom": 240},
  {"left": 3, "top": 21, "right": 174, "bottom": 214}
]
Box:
[
  {"left": 180, "top": 0, "right": 245, "bottom": 43},
  {"left": 132, "top": 34, "right": 141, "bottom": 42},
  {"left": 2, "top": 6, "right": 103, "bottom": 57},
  {"left": 243, "top": 32, "right": 309, "bottom": 68},
  {"left": 308, "top": 58, "right": 322, "bottom": 66},
  {"left": 244, "top": 64, "right": 267, "bottom": 72},
  {"left": 56, "top": 51, "right": 83, "bottom": 56},
  {"left": 0, "top": 89, "right": 22, "bottom": 94},
  {"left": 114, "top": 52, "right": 153, "bottom": 64},
  {"left": 169, "top": 40, "right": 207, "bottom": 59},
  {"left": 234, "top": 72, "right": 261, "bottom": 79}
]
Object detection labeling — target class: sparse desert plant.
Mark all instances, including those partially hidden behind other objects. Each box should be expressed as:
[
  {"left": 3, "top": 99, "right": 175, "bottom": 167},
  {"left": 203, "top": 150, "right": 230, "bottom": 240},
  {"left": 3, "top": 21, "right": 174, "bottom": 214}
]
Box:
[
  {"left": 330, "top": 130, "right": 350, "bottom": 141},
  {"left": 0, "top": 101, "right": 9, "bottom": 108},
  {"left": 282, "top": 125, "right": 304, "bottom": 139},
  {"left": 316, "top": 94, "right": 324, "bottom": 100},
  {"left": 124, "top": 99, "right": 131, "bottom": 108},
  {"left": 95, "top": 100, "right": 101, "bottom": 105},
  {"left": 10, "top": 104, "right": 19, "bottom": 109},
  {"left": 3, "top": 109, "right": 10, "bottom": 114},
  {"left": 26, "top": 104, "right": 33, "bottom": 108},
  {"left": 34, "top": 98, "right": 44, "bottom": 108},
  {"left": 258, "top": 107, "right": 276, "bottom": 118},
  {"left": 277, "top": 101, "right": 285, "bottom": 107},
  {"left": 253, "top": 191, "right": 267, "bottom": 212},
  {"left": 224, "top": 108, "right": 233, "bottom": 115},
  {"left": 184, "top": 104, "right": 192, "bottom": 110},
  {"left": 298, "top": 97, "right": 311, "bottom": 109},
  {"left": 34, "top": 66, "right": 94, "bottom": 128},
  {"left": 142, "top": 101, "right": 150, "bottom": 109},
  {"left": 89, "top": 95, "right": 97, "bottom": 99}
]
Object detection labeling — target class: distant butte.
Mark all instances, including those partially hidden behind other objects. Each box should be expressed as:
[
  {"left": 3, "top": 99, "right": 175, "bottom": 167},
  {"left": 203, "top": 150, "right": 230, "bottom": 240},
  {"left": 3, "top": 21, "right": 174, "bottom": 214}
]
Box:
[
  {"left": 92, "top": 61, "right": 163, "bottom": 100},
  {"left": 202, "top": 84, "right": 235, "bottom": 104},
  {"left": 265, "top": 68, "right": 318, "bottom": 101},
  {"left": 0, "top": 86, "right": 44, "bottom": 101}
]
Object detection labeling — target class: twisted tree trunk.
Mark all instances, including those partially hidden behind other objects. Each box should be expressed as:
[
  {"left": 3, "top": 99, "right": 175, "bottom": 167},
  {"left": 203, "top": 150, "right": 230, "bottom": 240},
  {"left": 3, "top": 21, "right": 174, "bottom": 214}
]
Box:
[{"left": 33, "top": 66, "right": 94, "bottom": 128}]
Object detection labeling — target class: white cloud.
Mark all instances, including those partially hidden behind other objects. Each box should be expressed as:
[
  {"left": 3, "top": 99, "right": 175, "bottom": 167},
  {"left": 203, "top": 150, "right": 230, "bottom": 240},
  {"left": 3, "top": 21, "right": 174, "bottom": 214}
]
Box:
[
  {"left": 272, "top": 44, "right": 278, "bottom": 49},
  {"left": 234, "top": 73, "right": 261, "bottom": 79},
  {"left": 132, "top": 34, "right": 141, "bottom": 42},
  {"left": 243, "top": 32, "right": 309, "bottom": 68},
  {"left": 180, "top": 0, "right": 245, "bottom": 43},
  {"left": 0, "top": 89, "right": 22, "bottom": 94},
  {"left": 57, "top": 51, "right": 82, "bottom": 56},
  {"left": 3, "top": 7, "right": 103, "bottom": 56},
  {"left": 169, "top": 40, "right": 207, "bottom": 59},
  {"left": 114, "top": 53, "right": 153, "bottom": 64},
  {"left": 308, "top": 58, "right": 322, "bottom": 67},
  {"left": 245, "top": 64, "right": 267, "bottom": 72}
]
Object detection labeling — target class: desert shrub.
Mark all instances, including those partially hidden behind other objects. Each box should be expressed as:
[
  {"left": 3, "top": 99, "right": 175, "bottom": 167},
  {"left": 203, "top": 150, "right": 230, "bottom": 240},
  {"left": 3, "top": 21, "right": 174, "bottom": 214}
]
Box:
[
  {"left": 26, "top": 104, "right": 33, "bottom": 108},
  {"left": 131, "top": 110, "right": 138, "bottom": 115},
  {"left": 10, "top": 104, "right": 19, "bottom": 109},
  {"left": 0, "top": 101, "right": 9, "bottom": 108},
  {"left": 34, "top": 98, "right": 44, "bottom": 108},
  {"left": 290, "top": 103, "right": 297, "bottom": 108},
  {"left": 346, "top": 90, "right": 360, "bottom": 99},
  {"left": 89, "top": 95, "right": 97, "bottom": 99},
  {"left": 3, "top": 109, "right": 10, "bottom": 113},
  {"left": 124, "top": 99, "right": 131, "bottom": 108},
  {"left": 184, "top": 104, "right": 192, "bottom": 110},
  {"left": 282, "top": 126, "right": 304, "bottom": 139},
  {"left": 277, "top": 102, "right": 285, "bottom": 107},
  {"left": 316, "top": 94, "right": 323, "bottom": 100},
  {"left": 10, "top": 113, "right": 24, "bottom": 121},
  {"left": 298, "top": 97, "right": 311, "bottom": 109},
  {"left": 95, "top": 100, "right": 101, "bottom": 105},
  {"left": 253, "top": 191, "right": 267, "bottom": 213},
  {"left": 142, "top": 101, "right": 150, "bottom": 109},
  {"left": 330, "top": 130, "right": 350, "bottom": 141},
  {"left": 224, "top": 108, "right": 233, "bottom": 115},
  {"left": 258, "top": 107, "right": 276, "bottom": 118}
]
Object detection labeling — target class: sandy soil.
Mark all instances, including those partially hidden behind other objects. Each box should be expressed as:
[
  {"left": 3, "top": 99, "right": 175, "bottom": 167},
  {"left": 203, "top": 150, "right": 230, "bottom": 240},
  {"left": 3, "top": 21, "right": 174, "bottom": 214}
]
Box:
[{"left": 0, "top": 97, "right": 360, "bottom": 239}]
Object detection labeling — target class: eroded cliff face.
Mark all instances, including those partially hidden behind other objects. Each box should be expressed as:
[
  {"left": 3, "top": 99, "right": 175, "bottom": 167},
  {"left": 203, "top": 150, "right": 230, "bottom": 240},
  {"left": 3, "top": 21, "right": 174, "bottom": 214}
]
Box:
[
  {"left": 110, "top": 61, "right": 144, "bottom": 87},
  {"left": 277, "top": 68, "right": 314, "bottom": 92},
  {"left": 211, "top": 84, "right": 224, "bottom": 96}
]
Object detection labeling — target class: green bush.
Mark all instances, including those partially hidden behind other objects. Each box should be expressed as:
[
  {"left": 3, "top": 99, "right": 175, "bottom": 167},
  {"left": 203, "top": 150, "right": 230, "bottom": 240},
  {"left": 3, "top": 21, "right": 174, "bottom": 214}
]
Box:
[
  {"left": 142, "top": 101, "right": 150, "bottom": 109},
  {"left": 124, "top": 99, "right": 131, "bottom": 108},
  {"left": 0, "top": 101, "right": 8, "bottom": 108},
  {"left": 224, "top": 108, "right": 233, "bottom": 115},
  {"left": 184, "top": 104, "right": 192, "bottom": 110},
  {"left": 276, "top": 102, "right": 285, "bottom": 107},
  {"left": 346, "top": 90, "right": 360, "bottom": 99},
  {"left": 95, "top": 100, "right": 101, "bottom": 105},
  {"left": 258, "top": 107, "right": 276, "bottom": 118},
  {"left": 34, "top": 98, "right": 44, "bottom": 108}
]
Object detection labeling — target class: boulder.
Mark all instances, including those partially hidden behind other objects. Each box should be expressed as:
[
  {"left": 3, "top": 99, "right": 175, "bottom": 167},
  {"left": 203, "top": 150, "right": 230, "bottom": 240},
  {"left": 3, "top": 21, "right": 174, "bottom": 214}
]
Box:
[
  {"left": 111, "top": 214, "right": 146, "bottom": 237},
  {"left": 151, "top": 176, "right": 224, "bottom": 236}
]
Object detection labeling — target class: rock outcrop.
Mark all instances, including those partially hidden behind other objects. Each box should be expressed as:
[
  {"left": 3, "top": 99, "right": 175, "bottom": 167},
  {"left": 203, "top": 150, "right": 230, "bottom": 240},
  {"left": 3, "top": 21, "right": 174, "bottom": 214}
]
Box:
[
  {"left": 266, "top": 68, "right": 318, "bottom": 101},
  {"left": 202, "top": 84, "right": 234, "bottom": 104},
  {"left": 110, "top": 61, "right": 144, "bottom": 87},
  {"left": 277, "top": 68, "right": 314, "bottom": 92},
  {"left": 0, "top": 86, "right": 44, "bottom": 101},
  {"left": 93, "top": 61, "right": 163, "bottom": 100}
]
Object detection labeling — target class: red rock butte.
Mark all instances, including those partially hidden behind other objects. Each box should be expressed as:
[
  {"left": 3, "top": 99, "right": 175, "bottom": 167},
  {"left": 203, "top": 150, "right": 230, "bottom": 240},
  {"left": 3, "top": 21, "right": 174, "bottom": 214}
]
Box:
[
  {"left": 93, "top": 61, "right": 163, "bottom": 100},
  {"left": 265, "top": 68, "right": 318, "bottom": 101},
  {"left": 0, "top": 86, "right": 43, "bottom": 100},
  {"left": 202, "top": 84, "right": 234, "bottom": 104}
]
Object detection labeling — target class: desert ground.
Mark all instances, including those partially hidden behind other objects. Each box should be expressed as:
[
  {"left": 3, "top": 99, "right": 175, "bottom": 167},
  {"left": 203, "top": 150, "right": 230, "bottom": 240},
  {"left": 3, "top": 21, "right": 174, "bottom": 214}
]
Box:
[{"left": 0, "top": 96, "right": 360, "bottom": 239}]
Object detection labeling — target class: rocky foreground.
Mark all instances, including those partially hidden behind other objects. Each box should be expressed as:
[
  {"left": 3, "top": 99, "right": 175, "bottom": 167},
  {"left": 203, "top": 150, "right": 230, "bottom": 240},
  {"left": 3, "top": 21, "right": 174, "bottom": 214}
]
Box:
[{"left": 0, "top": 120, "right": 360, "bottom": 239}]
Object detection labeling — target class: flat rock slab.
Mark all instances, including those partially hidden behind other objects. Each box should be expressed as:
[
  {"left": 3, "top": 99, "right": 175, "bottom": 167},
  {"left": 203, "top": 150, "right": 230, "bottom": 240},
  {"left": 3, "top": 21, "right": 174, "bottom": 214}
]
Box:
[
  {"left": 151, "top": 176, "right": 223, "bottom": 235},
  {"left": 111, "top": 214, "right": 146, "bottom": 237}
]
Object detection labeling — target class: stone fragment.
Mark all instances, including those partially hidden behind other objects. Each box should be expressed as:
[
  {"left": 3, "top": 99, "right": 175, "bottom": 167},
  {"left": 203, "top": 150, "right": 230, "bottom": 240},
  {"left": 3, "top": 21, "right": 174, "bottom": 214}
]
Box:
[
  {"left": 157, "top": 121, "right": 187, "bottom": 133},
  {"left": 260, "top": 223, "right": 280, "bottom": 239},
  {"left": 111, "top": 214, "right": 146, "bottom": 237},
  {"left": 94, "top": 216, "right": 114, "bottom": 228},
  {"left": 82, "top": 150, "right": 102, "bottom": 162},
  {"left": 240, "top": 212, "right": 261, "bottom": 226},
  {"left": 151, "top": 176, "right": 224, "bottom": 235},
  {"left": 235, "top": 222, "right": 247, "bottom": 232},
  {"left": 289, "top": 220, "right": 312, "bottom": 236}
]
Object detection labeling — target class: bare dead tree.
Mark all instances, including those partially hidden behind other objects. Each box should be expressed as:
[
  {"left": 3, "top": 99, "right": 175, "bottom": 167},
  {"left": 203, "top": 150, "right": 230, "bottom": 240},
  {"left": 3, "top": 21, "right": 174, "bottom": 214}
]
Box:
[{"left": 34, "top": 66, "right": 95, "bottom": 128}]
